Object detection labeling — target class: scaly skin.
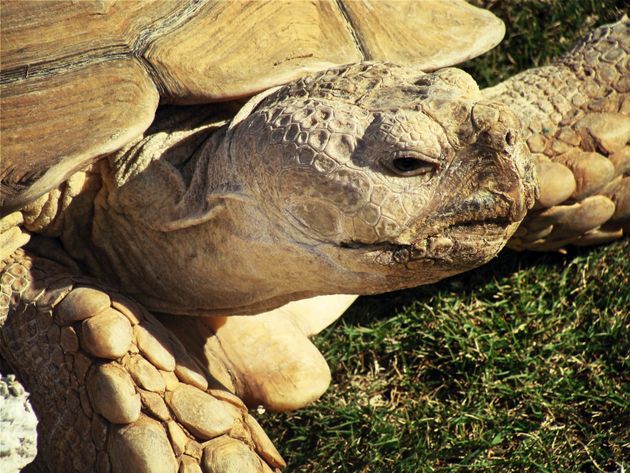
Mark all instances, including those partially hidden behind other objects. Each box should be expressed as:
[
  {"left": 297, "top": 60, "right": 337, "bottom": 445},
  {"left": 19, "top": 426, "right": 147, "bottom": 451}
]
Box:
[
  {"left": 0, "top": 251, "right": 285, "bottom": 473},
  {"left": 487, "top": 19, "right": 629, "bottom": 250}
]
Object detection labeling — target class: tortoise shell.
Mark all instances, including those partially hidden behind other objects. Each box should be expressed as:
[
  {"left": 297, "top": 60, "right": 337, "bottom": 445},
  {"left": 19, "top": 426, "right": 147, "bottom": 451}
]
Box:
[{"left": 0, "top": 0, "right": 504, "bottom": 211}]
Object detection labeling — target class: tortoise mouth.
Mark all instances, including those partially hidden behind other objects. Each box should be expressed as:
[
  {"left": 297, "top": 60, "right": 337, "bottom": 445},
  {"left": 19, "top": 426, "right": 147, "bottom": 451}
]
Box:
[
  {"left": 339, "top": 215, "right": 512, "bottom": 269},
  {"left": 387, "top": 217, "right": 512, "bottom": 265}
]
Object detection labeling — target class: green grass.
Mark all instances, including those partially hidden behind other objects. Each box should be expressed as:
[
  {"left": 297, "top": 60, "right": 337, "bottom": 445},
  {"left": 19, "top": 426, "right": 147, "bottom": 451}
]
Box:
[
  {"left": 264, "top": 241, "right": 629, "bottom": 472},
  {"left": 261, "top": 2, "right": 630, "bottom": 471}
]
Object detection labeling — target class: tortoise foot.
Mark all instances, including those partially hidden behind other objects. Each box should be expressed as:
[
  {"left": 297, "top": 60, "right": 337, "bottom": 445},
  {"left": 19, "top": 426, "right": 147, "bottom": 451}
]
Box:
[
  {"left": 0, "top": 250, "right": 284, "bottom": 473},
  {"left": 162, "top": 295, "right": 358, "bottom": 413}
]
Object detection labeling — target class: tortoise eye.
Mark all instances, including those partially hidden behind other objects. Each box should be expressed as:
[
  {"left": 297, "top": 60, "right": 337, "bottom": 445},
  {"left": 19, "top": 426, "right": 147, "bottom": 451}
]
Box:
[
  {"left": 385, "top": 152, "right": 439, "bottom": 177},
  {"left": 392, "top": 157, "right": 432, "bottom": 174}
]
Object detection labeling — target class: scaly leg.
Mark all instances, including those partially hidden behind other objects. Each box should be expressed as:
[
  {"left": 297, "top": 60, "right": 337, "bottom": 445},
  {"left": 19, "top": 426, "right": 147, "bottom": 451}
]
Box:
[
  {"left": 0, "top": 249, "right": 284, "bottom": 473},
  {"left": 485, "top": 19, "right": 630, "bottom": 250}
]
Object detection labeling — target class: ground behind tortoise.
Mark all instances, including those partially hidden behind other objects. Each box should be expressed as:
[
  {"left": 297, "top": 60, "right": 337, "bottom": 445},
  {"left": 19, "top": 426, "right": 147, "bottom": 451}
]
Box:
[{"left": 261, "top": 1, "right": 630, "bottom": 471}]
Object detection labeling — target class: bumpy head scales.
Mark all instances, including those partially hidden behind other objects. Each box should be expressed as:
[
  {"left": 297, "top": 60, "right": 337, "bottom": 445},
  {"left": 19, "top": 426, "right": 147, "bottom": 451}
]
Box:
[{"left": 228, "top": 63, "right": 537, "bottom": 296}]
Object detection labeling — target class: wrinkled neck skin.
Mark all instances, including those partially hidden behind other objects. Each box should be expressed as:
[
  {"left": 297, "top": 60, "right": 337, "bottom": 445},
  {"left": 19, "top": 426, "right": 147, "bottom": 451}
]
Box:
[{"left": 57, "top": 64, "right": 537, "bottom": 316}]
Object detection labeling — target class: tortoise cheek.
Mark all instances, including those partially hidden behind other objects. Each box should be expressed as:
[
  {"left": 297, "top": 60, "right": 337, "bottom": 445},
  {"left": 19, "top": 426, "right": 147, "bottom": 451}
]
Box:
[{"left": 286, "top": 202, "right": 343, "bottom": 240}]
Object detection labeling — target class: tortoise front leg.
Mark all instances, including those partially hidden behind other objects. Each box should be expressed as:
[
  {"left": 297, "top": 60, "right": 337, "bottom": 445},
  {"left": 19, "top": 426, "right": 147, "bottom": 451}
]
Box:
[
  {"left": 0, "top": 249, "right": 284, "bottom": 473},
  {"left": 489, "top": 19, "right": 630, "bottom": 251}
]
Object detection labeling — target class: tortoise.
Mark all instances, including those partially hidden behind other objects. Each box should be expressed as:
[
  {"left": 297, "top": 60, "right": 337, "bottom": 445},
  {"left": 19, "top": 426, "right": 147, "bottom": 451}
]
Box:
[{"left": 0, "top": 0, "right": 628, "bottom": 471}]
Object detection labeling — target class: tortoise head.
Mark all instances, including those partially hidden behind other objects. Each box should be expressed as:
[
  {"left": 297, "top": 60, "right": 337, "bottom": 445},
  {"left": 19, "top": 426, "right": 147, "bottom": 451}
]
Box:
[
  {"left": 99, "top": 63, "right": 537, "bottom": 316},
  {"left": 225, "top": 64, "right": 537, "bottom": 300}
]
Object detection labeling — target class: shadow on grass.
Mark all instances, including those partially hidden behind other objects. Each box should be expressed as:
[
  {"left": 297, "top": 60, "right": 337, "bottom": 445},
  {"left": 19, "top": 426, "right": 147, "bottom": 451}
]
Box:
[{"left": 341, "top": 242, "right": 606, "bottom": 327}]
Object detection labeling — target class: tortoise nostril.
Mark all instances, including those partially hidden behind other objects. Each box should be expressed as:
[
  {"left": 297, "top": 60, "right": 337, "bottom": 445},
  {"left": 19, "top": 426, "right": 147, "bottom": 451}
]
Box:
[{"left": 505, "top": 130, "right": 515, "bottom": 146}]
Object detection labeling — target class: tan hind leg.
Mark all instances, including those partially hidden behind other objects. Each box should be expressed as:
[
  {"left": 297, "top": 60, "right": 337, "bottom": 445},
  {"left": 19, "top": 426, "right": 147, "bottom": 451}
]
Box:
[
  {"left": 483, "top": 19, "right": 630, "bottom": 251},
  {"left": 0, "top": 249, "right": 284, "bottom": 473},
  {"left": 161, "top": 295, "right": 357, "bottom": 412}
]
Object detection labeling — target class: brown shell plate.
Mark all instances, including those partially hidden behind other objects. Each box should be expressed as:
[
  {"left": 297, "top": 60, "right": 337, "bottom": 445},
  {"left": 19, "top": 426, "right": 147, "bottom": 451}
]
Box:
[{"left": 0, "top": 0, "right": 504, "bottom": 211}]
